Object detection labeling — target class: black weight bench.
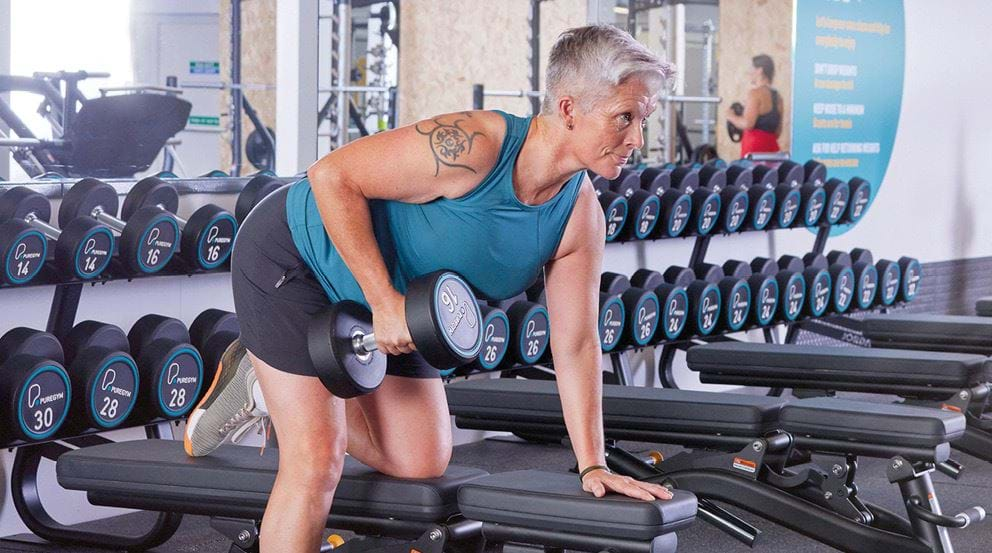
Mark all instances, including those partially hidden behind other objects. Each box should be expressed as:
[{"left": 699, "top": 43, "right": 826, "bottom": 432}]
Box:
[
  {"left": 687, "top": 342, "right": 992, "bottom": 463},
  {"left": 56, "top": 439, "right": 696, "bottom": 553},
  {"left": 863, "top": 314, "right": 992, "bottom": 356},
  {"left": 447, "top": 378, "right": 982, "bottom": 553}
]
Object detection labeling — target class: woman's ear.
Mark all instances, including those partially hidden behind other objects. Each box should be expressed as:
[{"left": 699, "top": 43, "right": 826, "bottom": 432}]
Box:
[{"left": 558, "top": 96, "right": 576, "bottom": 129}]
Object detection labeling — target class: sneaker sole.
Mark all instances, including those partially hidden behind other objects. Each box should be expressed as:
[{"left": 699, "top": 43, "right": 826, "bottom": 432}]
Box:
[{"left": 184, "top": 339, "right": 252, "bottom": 456}]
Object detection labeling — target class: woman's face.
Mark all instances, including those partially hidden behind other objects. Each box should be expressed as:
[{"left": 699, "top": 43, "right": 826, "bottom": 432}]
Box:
[
  {"left": 573, "top": 78, "right": 656, "bottom": 180},
  {"left": 749, "top": 65, "right": 765, "bottom": 85}
]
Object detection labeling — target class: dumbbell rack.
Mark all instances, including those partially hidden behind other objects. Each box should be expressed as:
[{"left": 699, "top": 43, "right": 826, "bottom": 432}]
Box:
[
  {"left": 0, "top": 175, "right": 272, "bottom": 550},
  {"left": 488, "top": 219, "right": 905, "bottom": 389}
]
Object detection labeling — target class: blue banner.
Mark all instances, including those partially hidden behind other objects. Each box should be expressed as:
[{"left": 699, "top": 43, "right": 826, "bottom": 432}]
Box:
[{"left": 791, "top": 0, "right": 905, "bottom": 234}]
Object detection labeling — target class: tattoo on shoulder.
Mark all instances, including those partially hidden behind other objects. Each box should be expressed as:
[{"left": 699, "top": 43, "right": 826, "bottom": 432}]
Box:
[{"left": 415, "top": 115, "right": 485, "bottom": 177}]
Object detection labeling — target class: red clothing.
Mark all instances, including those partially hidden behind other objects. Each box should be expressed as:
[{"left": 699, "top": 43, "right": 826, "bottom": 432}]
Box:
[{"left": 740, "top": 128, "right": 780, "bottom": 157}]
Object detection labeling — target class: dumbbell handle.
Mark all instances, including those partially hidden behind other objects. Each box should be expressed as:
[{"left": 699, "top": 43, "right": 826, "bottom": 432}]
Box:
[
  {"left": 151, "top": 202, "right": 189, "bottom": 229},
  {"left": 91, "top": 205, "right": 127, "bottom": 233},
  {"left": 23, "top": 212, "right": 62, "bottom": 241},
  {"left": 954, "top": 506, "right": 986, "bottom": 528},
  {"left": 352, "top": 332, "right": 379, "bottom": 355}
]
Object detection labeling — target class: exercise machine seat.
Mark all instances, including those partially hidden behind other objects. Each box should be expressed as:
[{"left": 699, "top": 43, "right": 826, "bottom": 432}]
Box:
[
  {"left": 446, "top": 377, "right": 784, "bottom": 437},
  {"left": 863, "top": 314, "right": 992, "bottom": 355},
  {"left": 780, "top": 398, "right": 966, "bottom": 448},
  {"left": 687, "top": 342, "right": 990, "bottom": 388},
  {"left": 58, "top": 439, "right": 485, "bottom": 521},
  {"left": 458, "top": 470, "right": 697, "bottom": 540}
]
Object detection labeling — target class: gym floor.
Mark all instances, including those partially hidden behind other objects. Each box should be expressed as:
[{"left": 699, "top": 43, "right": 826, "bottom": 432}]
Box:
[{"left": 1, "top": 407, "right": 989, "bottom": 553}]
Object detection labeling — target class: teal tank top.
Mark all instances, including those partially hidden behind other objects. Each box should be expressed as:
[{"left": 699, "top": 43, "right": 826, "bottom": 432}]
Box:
[{"left": 285, "top": 110, "right": 584, "bottom": 306}]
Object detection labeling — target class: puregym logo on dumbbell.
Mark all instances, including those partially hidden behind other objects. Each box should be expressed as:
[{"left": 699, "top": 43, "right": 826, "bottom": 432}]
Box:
[
  {"left": 145, "top": 227, "right": 175, "bottom": 250},
  {"left": 440, "top": 284, "right": 479, "bottom": 336},
  {"left": 100, "top": 369, "right": 133, "bottom": 399},
  {"left": 28, "top": 386, "right": 65, "bottom": 408},
  {"left": 168, "top": 363, "right": 198, "bottom": 386}
]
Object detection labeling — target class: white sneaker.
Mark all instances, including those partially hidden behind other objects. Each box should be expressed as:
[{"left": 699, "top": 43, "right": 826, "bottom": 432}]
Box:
[{"left": 184, "top": 339, "right": 269, "bottom": 457}]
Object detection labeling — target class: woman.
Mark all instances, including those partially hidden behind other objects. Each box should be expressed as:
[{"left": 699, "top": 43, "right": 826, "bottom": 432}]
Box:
[
  {"left": 727, "top": 54, "right": 784, "bottom": 157},
  {"left": 185, "top": 25, "right": 674, "bottom": 553}
]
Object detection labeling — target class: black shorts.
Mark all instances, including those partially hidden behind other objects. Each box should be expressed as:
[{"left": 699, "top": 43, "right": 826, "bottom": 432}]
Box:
[{"left": 230, "top": 186, "right": 438, "bottom": 379}]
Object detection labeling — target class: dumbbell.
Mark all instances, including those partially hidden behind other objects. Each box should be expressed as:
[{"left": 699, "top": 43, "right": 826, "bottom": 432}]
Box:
[
  {"left": 827, "top": 249, "right": 878, "bottom": 310},
  {"left": 775, "top": 160, "right": 826, "bottom": 228},
  {"left": 898, "top": 257, "right": 922, "bottom": 302},
  {"left": 128, "top": 315, "right": 205, "bottom": 420},
  {"left": 869, "top": 254, "right": 903, "bottom": 307},
  {"left": 458, "top": 303, "right": 511, "bottom": 373},
  {"left": 732, "top": 160, "right": 801, "bottom": 228},
  {"left": 845, "top": 177, "right": 872, "bottom": 224},
  {"left": 804, "top": 253, "right": 855, "bottom": 313},
  {"left": 596, "top": 169, "right": 662, "bottom": 240},
  {"left": 0, "top": 328, "right": 72, "bottom": 442},
  {"left": 692, "top": 262, "right": 752, "bottom": 333},
  {"left": 308, "top": 271, "right": 483, "bottom": 398},
  {"left": 189, "top": 309, "right": 241, "bottom": 389},
  {"left": 121, "top": 177, "right": 238, "bottom": 270},
  {"left": 723, "top": 260, "right": 779, "bottom": 327},
  {"left": 62, "top": 321, "right": 141, "bottom": 431},
  {"left": 596, "top": 288, "right": 626, "bottom": 353},
  {"left": 752, "top": 257, "right": 805, "bottom": 322},
  {"left": 669, "top": 165, "right": 722, "bottom": 236},
  {"left": 58, "top": 178, "right": 180, "bottom": 274},
  {"left": 502, "top": 294, "right": 551, "bottom": 366},
  {"left": 630, "top": 269, "right": 689, "bottom": 342},
  {"left": 639, "top": 165, "right": 693, "bottom": 238},
  {"left": 778, "top": 255, "right": 831, "bottom": 318},
  {"left": 697, "top": 161, "right": 750, "bottom": 233},
  {"left": 807, "top": 158, "right": 851, "bottom": 227},
  {"left": 200, "top": 169, "right": 230, "bottom": 178},
  {"left": 236, "top": 173, "right": 285, "bottom": 224},
  {"left": 662, "top": 266, "right": 721, "bottom": 336},
  {"left": 0, "top": 187, "right": 114, "bottom": 284},
  {"left": 726, "top": 163, "right": 777, "bottom": 231},
  {"left": 601, "top": 272, "right": 658, "bottom": 348},
  {"left": 589, "top": 173, "right": 629, "bottom": 242}
]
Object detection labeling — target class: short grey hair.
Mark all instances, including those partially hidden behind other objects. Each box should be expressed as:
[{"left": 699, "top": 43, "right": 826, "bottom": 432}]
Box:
[{"left": 542, "top": 25, "right": 675, "bottom": 115}]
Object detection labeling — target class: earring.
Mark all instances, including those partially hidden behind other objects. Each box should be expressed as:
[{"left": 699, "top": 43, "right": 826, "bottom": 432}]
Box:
[{"left": 567, "top": 121, "right": 574, "bottom": 130}]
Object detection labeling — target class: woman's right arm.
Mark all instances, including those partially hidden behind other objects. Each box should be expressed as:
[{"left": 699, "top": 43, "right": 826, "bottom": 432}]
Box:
[{"left": 305, "top": 112, "right": 501, "bottom": 354}]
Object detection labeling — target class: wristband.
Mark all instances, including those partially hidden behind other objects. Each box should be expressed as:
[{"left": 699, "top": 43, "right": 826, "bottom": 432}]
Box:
[{"left": 579, "top": 464, "right": 611, "bottom": 482}]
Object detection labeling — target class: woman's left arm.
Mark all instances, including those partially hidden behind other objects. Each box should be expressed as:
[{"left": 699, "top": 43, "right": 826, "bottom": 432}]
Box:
[{"left": 544, "top": 179, "right": 672, "bottom": 501}]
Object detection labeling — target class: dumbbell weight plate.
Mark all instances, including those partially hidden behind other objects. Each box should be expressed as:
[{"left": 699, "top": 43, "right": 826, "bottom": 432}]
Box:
[
  {"left": 405, "top": 271, "right": 483, "bottom": 367},
  {"left": 718, "top": 278, "right": 751, "bottom": 332},
  {"left": 687, "top": 281, "right": 721, "bottom": 336},
  {"left": 829, "top": 264, "right": 856, "bottom": 313},
  {"left": 58, "top": 178, "right": 119, "bottom": 228},
  {"left": 128, "top": 314, "right": 203, "bottom": 418},
  {"left": 775, "top": 187, "right": 802, "bottom": 228},
  {"left": 190, "top": 309, "right": 240, "bottom": 352},
  {"left": 823, "top": 179, "right": 851, "bottom": 225},
  {"left": 656, "top": 192, "right": 692, "bottom": 238},
  {"left": 898, "top": 257, "right": 922, "bottom": 302},
  {"left": 120, "top": 177, "right": 181, "bottom": 221},
  {"left": 776, "top": 272, "right": 806, "bottom": 322},
  {"left": 181, "top": 204, "right": 238, "bottom": 270},
  {"left": 236, "top": 175, "right": 284, "bottom": 224},
  {"left": 0, "top": 219, "right": 47, "bottom": 285},
  {"left": 846, "top": 178, "right": 872, "bottom": 224},
  {"left": 777, "top": 161, "right": 805, "bottom": 188},
  {"left": 601, "top": 193, "right": 628, "bottom": 242},
  {"left": 853, "top": 262, "right": 879, "bottom": 310},
  {"left": 798, "top": 186, "right": 827, "bottom": 227},
  {"left": 119, "top": 206, "right": 180, "bottom": 274},
  {"left": 747, "top": 187, "right": 776, "bottom": 230},
  {"left": 621, "top": 288, "right": 660, "bottom": 347},
  {"left": 803, "top": 268, "right": 832, "bottom": 317},
  {"left": 804, "top": 160, "right": 828, "bottom": 186},
  {"left": 625, "top": 191, "right": 661, "bottom": 240},
  {"left": 601, "top": 272, "right": 631, "bottom": 296},
  {"left": 748, "top": 274, "right": 779, "bottom": 326},
  {"left": 876, "top": 260, "right": 901, "bottom": 306},
  {"left": 56, "top": 217, "right": 114, "bottom": 279},
  {"left": 201, "top": 170, "right": 230, "bottom": 178},
  {"left": 508, "top": 301, "right": 550, "bottom": 365},
  {"left": 655, "top": 284, "right": 689, "bottom": 341},
  {"left": 630, "top": 269, "right": 664, "bottom": 290},
  {"left": 308, "top": 300, "right": 387, "bottom": 398},
  {"left": 474, "top": 305, "right": 510, "bottom": 371},
  {"left": 2, "top": 355, "right": 72, "bottom": 441},
  {"left": 598, "top": 293, "right": 625, "bottom": 352},
  {"left": 721, "top": 189, "right": 749, "bottom": 233},
  {"left": 65, "top": 322, "right": 140, "bottom": 430}
]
